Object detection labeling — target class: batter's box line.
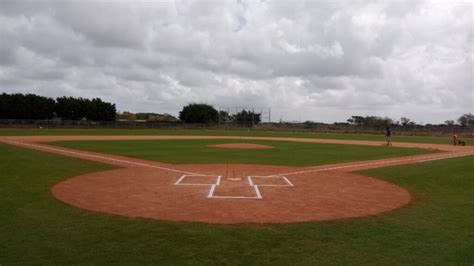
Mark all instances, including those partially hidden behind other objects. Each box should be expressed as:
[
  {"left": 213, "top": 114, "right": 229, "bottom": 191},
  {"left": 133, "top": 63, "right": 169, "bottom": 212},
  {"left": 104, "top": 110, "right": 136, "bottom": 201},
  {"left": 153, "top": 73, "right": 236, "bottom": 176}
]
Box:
[
  {"left": 248, "top": 175, "right": 294, "bottom": 187},
  {"left": 208, "top": 176, "right": 294, "bottom": 199},
  {"left": 175, "top": 174, "right": 222, "bottom": 186},
  {"left": 208, "top": 176, "right": 261, "bottom": 199},
  {"left": 174, "top": 174, "right": 294, "bottom": 200}
]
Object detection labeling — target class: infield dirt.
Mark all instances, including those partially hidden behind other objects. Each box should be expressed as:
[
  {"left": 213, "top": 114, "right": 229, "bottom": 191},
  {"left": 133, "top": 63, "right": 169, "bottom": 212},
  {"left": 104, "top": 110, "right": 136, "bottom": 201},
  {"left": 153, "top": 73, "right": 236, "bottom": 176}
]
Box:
[{"left": 1, "top": 135, "right": 472, "bottom": 224}]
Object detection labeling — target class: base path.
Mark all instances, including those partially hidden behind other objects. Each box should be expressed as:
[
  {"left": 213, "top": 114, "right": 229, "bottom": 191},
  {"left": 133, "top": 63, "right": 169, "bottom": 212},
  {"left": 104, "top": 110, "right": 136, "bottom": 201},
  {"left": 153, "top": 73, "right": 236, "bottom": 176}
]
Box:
[{"left": 1, "top": 135, "right": 473, "bottom": 224}]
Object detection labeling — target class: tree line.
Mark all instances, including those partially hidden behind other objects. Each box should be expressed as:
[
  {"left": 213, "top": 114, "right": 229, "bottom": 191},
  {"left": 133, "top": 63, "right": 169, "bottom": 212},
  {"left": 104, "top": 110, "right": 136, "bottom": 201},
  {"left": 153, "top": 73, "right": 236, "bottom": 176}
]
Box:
[
  {"left": 178, "top": 104, "right": 472, "bottom": 127},
  {"left": 0, "top": 93, "right": 116, "bottom": 121},
  {"left": 178, "top": 103, "right": 261, "bottom": 124},
  {"left": 1, "top": 93, "right": 471, "bottom": 126},
  {"left": 345, "top": 114, "right": 473, "bottom": 128}
]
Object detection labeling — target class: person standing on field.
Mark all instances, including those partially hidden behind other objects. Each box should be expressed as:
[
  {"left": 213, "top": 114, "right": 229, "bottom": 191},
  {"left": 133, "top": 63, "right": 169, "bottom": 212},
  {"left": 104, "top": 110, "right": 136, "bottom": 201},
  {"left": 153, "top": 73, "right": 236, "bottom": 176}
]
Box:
[{"left": 385, "top": 126, "right": 392, "bottom": 146}]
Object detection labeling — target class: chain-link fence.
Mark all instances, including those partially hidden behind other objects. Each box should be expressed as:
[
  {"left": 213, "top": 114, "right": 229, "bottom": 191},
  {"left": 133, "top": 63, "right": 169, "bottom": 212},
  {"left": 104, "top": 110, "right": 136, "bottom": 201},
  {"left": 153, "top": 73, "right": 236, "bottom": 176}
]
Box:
[
  {"left": 218, "top": 107, "right": 271, "bottom": 127},
  {"left": 1, "top": 119, "right": 472, "bottom": 138}
]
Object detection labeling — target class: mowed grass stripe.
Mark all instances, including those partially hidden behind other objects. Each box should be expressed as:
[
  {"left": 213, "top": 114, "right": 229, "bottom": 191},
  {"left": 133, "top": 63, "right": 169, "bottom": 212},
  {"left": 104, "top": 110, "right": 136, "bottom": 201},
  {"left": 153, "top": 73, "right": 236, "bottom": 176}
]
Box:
[
  {"left": 0, "top": 128, "right": 469, "bottom": 145},
  {"left": 0, "top": 143, "right": 473, "bottom": 264},
  {"left": 48, "top": 139, "right": 437, "bottom": 166}
]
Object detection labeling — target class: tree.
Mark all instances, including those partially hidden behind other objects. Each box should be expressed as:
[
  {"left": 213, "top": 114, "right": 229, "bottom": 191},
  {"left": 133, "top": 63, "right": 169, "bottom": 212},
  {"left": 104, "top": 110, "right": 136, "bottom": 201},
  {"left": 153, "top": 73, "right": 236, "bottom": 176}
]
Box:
[
  {"left": 0, "top": 93, "right": 55, "bottom": 119},
  {"left": 55, "top": 97, "right": 85, "bottom": 120},
  {"left": 91, "top": 98, "right": 116, "bottom": 121},
  {"left": 0, "top": 93, "right": 116, "bottom": 121},
  {"left": 347, "top": 115, "right": 393, "bottom": 128},
  {"left": 233, "top": 110, "right": 261, "bottom": 125},
  {"left": 218, "top": 110, "right": 231, "bottom": 123},
  {"left": 54, "top": 96, "right": 116, "bottom": 121},
  {"left": 347, "top": 116, "right": 365, "bottom": 126},
  {"left": 458, "top": 113, "right": 474, "bottom": 127},
  {"left": 400, "top": 117, "right": 411, "bottom": 127},
  {"left": 179, "top": 103, "right": 218, "bottom": 123},
  {"left": 365, "top": 116, "right": 393, "bottom": 128},
  {"left": 444, "top": 120, "right": 455, "bottom": 126}
]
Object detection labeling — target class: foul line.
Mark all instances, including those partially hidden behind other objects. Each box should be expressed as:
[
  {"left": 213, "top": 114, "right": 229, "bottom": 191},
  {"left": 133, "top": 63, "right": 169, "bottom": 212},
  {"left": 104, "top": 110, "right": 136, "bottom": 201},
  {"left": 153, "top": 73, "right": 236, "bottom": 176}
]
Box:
[
  {"left": 1, "top": 140, "right": 202, "bottom": 176},
  {"left": 3, "top": 139, "right": 472, "bottom": 187},
  {"left": 276, "top": 151, "right": 474, "bottom": 176},
  {"left": 416, "top": 152, "right": 473, "bottom": 162}
]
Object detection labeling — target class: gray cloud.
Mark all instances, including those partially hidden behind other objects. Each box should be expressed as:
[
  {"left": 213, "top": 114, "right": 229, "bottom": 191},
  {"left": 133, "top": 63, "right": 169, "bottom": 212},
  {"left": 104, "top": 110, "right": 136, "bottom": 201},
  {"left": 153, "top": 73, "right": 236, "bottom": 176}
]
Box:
[{"left": 0, "top": 0, "right": 472, "bottom": 123}]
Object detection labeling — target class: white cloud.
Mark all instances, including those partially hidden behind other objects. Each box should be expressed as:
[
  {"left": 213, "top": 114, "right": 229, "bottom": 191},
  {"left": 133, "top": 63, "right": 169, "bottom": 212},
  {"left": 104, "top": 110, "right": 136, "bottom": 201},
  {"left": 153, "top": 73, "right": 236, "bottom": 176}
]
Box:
[{"left": 0, "top": 0, "right": 472, "bottom": 123}]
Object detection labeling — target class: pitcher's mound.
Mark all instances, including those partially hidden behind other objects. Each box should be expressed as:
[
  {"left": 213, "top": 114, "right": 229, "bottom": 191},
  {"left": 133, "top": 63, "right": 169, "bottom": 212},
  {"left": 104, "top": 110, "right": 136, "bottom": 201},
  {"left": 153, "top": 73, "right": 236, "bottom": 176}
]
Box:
[{"left": 208, "top": 143, "right": 274, "bottom": 149}]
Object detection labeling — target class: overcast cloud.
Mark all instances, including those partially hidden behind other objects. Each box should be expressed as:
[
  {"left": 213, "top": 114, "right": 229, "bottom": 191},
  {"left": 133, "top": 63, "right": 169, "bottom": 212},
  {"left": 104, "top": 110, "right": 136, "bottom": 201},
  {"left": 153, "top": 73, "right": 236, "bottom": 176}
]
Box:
[{"left": 0, "top": 0, "right": 472, "bottom": 123}]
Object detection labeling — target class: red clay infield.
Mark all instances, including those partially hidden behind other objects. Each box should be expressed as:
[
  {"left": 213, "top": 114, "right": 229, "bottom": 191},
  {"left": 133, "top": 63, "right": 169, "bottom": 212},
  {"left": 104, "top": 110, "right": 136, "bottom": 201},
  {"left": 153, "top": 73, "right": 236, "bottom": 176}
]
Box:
[{"left": 1, "top": 135, "right": 473, "bottom": 224}]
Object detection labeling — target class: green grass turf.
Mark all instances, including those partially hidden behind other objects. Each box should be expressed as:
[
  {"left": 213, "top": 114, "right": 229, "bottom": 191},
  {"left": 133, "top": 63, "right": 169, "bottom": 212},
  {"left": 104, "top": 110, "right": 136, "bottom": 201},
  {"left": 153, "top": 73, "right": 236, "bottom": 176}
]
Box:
[
  {"left": 48, "top": 139, "right": 436, "bottom": 167},
  {"left": 1, "top": 128, "right": 470, "bottom": 145},
  {"left": 1, "top": 143, "right": 473, "bottom": 265}
]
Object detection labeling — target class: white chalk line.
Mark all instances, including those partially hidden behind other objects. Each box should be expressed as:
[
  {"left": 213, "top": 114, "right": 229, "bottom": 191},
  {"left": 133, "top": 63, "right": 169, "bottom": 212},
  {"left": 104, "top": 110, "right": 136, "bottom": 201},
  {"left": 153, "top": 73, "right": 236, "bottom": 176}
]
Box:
[
  {"left": 2, "top": 140, "right": 202, "bottom": 176},
  {"left": 207, "top": 184, "right": 217, "bottom": 198},
  {"left": 176, "top": 175, "right": 221, "bottom": 186},
  {"left": 254, "top": 185, "right": 262, "bottom": 199},
  {"left": 175, "top": 174, "right": 294, "bottom": 199},
  {"left": 417, "top": 153, "right": 473, "bottom": 162},
  {"left": 209, "top": 175, "right": 262, "bottom": 199},
  {"left": 4, "top": 139, "right": 473, "bottom": 198},
  {"left": 248, "top": 176, "right": 254, "bottom": 186},
  {"left": 276, "top": 151, "right": 474, "bottom": 176},
  {"left": 2, "top": 140, "right": 285, "bottom": 199},
  {"left": 249, "top": 175, "right": 294, "bottom": 187},
  {"left": 210, "top": 195, "right": 261, "bottom": 199},
  {"left": 174, "top": 175, "right": 187, "bottom": 185},
  {"left": 282, "top": 176, "right": 295, "bottom": 186}
]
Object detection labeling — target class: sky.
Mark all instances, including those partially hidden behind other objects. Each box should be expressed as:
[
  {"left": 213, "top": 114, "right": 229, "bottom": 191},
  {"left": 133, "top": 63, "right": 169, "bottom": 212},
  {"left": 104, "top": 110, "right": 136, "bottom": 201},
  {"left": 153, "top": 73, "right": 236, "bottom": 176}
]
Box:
[{"left": 0, "top": 0, "right": 472, "bottom": 124}]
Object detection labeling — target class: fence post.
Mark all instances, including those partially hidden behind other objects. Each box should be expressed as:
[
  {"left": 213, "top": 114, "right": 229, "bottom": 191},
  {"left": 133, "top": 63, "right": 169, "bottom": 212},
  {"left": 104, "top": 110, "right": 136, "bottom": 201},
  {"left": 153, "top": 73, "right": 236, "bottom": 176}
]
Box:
[{"left": 252, "top": 108, "right": 254, "bottom": 127}]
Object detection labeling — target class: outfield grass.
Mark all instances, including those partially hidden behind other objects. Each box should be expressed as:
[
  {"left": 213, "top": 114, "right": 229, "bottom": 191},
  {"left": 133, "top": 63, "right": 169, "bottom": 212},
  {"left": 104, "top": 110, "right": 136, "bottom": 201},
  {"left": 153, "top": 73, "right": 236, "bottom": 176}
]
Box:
[
  {"left": 49, "top": 139, "right": 436, "bottom": 166},
  {"left": 1, "top": 128, "right": 470, "bottom": 145},
  {"left": 1, "top": 143, "right": 473, "bottom": 265}
]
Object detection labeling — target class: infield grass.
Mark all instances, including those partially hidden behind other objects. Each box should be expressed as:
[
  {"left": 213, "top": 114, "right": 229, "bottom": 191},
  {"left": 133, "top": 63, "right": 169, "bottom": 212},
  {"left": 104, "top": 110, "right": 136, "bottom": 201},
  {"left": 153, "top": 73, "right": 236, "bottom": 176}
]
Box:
[
  {"left": 0, "top": 143, "right": 473, "bottom": 265},
  {"left": 49, "top": 139, "right": 436, "bottom": 166},
  {"left": 1, "top": 128, "right": 470, "bottom": 145}
]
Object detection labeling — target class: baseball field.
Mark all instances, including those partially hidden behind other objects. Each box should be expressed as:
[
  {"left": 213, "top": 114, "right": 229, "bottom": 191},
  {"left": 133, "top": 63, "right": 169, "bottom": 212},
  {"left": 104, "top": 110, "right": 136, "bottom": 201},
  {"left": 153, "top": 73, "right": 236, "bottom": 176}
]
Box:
[{"left": 1, "top": 129, "right": 473, "bottom": 264}]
